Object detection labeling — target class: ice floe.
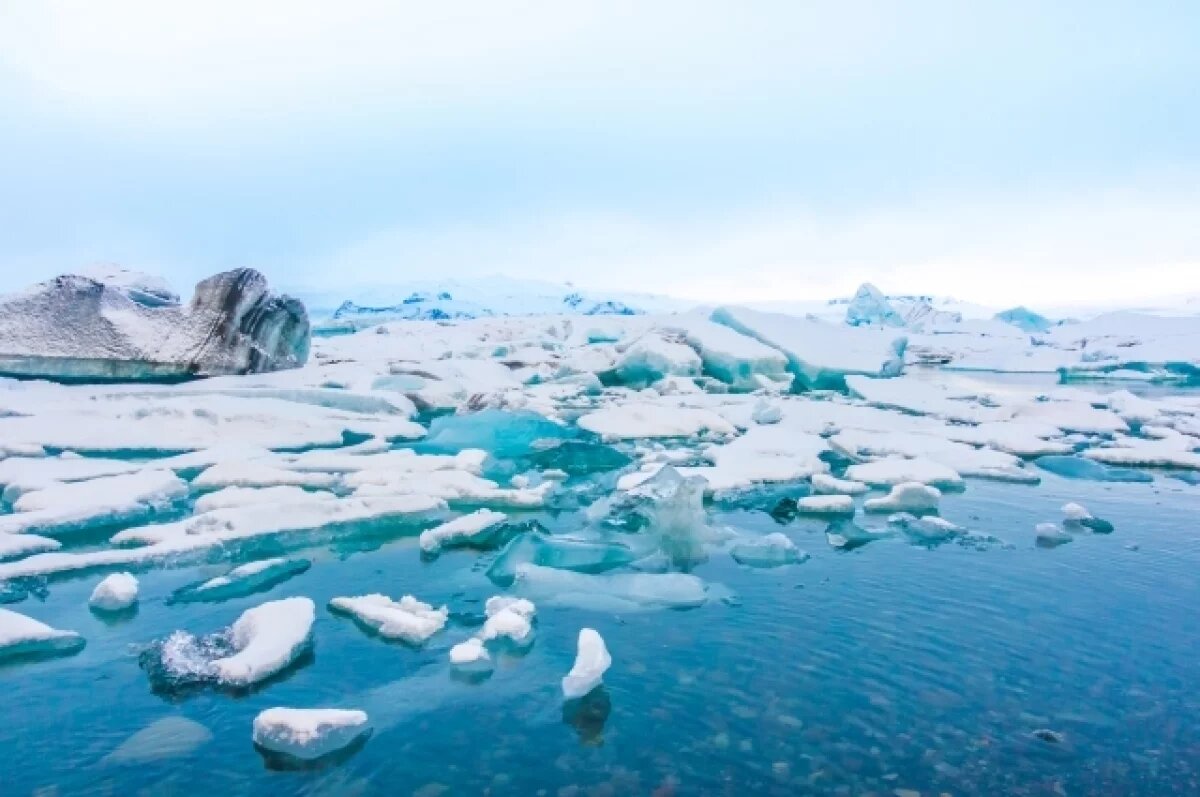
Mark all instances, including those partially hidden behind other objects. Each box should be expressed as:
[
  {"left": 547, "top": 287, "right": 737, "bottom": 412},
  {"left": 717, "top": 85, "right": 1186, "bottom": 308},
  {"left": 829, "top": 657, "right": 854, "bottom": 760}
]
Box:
[
  {"left": 329, "top": 594, "right": 448, "bottom": 645},
  {"left": 0, "top": 608, "right": 85, "bottom": 661},
  {"left": 419, "top": 509, "right": 509, "bottom": 554},
  {"left": 212, "top": 597, "right": 316, "bottom": 687},
  {"left": 252, "top": 707, "right": 370, "bottom": 762},
  {"left": 863, "top": 482, "right": 942, "bottom": 514}
]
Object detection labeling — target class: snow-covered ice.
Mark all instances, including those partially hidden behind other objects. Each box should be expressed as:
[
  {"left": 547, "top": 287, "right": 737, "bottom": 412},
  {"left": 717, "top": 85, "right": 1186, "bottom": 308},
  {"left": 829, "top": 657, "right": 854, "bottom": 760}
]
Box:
[
  {"left": 419, "top": 509, "right": 508, "bottom": 554},
  {"left": 329, "top": 594, "right": 448, "bottom": 645},
  {"left": 211, "top": 597, "right": 316, "bottom": 687},
  {"left": 89, "top": 572, "right": 139, "bottom": 612},
  {"left": 252, "top": 708, "right": 369, "bottom": 762},
  {"left": 0, "top": 608, "right": 85, "bottom": 660},
  {"left": 863, "top": 482, "right": 942, "bottom": 513}
]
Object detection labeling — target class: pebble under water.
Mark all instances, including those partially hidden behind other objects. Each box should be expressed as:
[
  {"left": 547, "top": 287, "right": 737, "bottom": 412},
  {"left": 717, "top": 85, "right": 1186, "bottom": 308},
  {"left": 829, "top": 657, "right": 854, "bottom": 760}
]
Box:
[{"left": 2, "top": 452, "right": 1200, "bottom": 795}]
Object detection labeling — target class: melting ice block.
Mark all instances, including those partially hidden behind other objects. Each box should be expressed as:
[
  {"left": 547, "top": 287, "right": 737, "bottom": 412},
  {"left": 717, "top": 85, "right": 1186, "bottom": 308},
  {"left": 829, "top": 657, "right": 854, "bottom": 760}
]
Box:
[
  {"left": 1061, "top": 502, "right": 1115, "bottom": 534},
  {"left": 730, "top": 532, "right": 807, "bottom": 568},
  {"left": 1036, "top": 523, "right": 1072, "bottom": 547},
  {"left": 211, "top": 597, "right": 315, "bottom": 687},
  {"left": 0, "top": 608, "right": 85, "bottom": 661},
  {"left": 562, "top": 628, "right": 612, "bottom": 700},
  {"left": 329, "top": 594, "right": 447, "bottom": 645},
  {"left": 811, "top": 473, "right": 868, "bottom": 495},
  {"left": 252, "top": 708, "right": 370, "bottom": 762},
  {"left": 794, "top": 495, "right": 856, "bottom": 516},
  {"left": 513, "top": 563, "right": 706, "bottom": 612},
  {"left": 478, "top": 595, "right": 537, "bottom": 646},
  {"left": 89, "top": 572, "right": 139, "bottom": 612}
]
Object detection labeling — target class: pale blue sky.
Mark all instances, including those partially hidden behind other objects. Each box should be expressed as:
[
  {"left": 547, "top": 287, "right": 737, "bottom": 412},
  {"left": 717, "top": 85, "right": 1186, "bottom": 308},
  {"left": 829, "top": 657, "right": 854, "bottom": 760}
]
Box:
[{"left": 1, "top": 1, "right": 1198, "bottom": 306}]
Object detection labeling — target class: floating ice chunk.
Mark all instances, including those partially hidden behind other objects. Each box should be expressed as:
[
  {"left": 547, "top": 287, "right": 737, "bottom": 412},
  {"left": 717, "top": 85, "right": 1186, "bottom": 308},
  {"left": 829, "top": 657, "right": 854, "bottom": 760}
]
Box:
[
  {"left": 844, "top": 375, "right": 1012, "bottom": 425},
  {"left": 252, "top": 708, "right": 370, "bottom": 762},
  {"left": 1062, "top": 502, "right": 1091, "bottom": 521},
  {"left": 486, "top": 533, "right": 636, "bottom": 586},
  {"left": 329, "top": 594, "right": 448, "bottom": 645},
  {"left": 811, "top": 473, "right": 868, "bottom": 495},
  {"left": 0, "top": 532, "right": 60, "bottom": 562},
  {"left": 1015, "top": 401, "right": 1128, "bottom": 435},
  {"left": 89, "top": 572, "right": 139, "bottom": 612},
  {"left": 831, "top": 428, "right": 1032, "bottom": 483},
  {"left": 711, "top": 305, "right": 907, "bottom": 389},
  {"left": 485, "top": 595, "right": 537, "bottom": 620},
  {"left": 0, "top": 608, "right": 85, "bottom": 661},
  {"left": 751, "top": 399, "right": 782, "bottom": 425},
  {"left": 1035, "top": 523, "right": 1072, "bottom": 547},
  {"left": 562, "top": 628, "right": 612, "bottom": 700},
  {"left": 824, "top": 519, "right": 891, "bottom": 550},
  {"left": 419, "top": 409, "right": 572, "bottom": 458},
  {"left": 528, "top": 440, "right": 632, "bottom": 475},
  {"left": 578, "top": 403, "right": 736, "bottom": 440},
  {"left": 845, "top": 284, "right": 905, "bottom": 328},
  {"left": 478, "top": 606, "right": 535, "bottom": 647},
  {"left": 730, "top": 532, "right": 806, "bottom": 568},
  {"left": 1061, "top": 502, "right": 1115, "bottom": 534},
  {"left": 212, "top": 597, "right": 315, "bottom": 687},
  {"left": 513, "top": 563, "right": 707, "bottom": 611},
  {"left": 419, "top": 509, "right": 508, "bottom": 554},
  {"left": 448, "top": 637, "right": 492, "bottom": 671},
  {"left": 863, "top": 482, "right": 941, "bottom": 513},
  {"left": 612, "top": 332, "right": 702, "bottom": 387},
  {"left": 194, "top": 485, "right": 335, "bottom": 514},
  {"left": 676, "top": 426, "right": 830, "bottom": 494},
  {"left": 1034, "top": 455, "right": 1153, "bottom": 483},
  {"left": 663, "top": 314, "right": 792, "bottom": 391},
  {"left": 845, "top": 457, "right": 963, "bottom": 489},
  {"left": 995, "top": 306, "right": 1052, "bottom": 333},
  {"left": 794, "top": 495, "right": 855, "bottom": 516},
  {"left": 888, "top": 513, "right": 964, "bottom": 541},
  {"left": 171, "top": 558, "right": 311, "bottom": 604},
  {"left": 192, "top": 462, "right": 340, "bottom": 491},
  {"left": 102, "top": 716, "right": 213, "bottom": 766},
  {"left": 1, "top": 470, "right": 188, "bottom": 537},
  {"left": 477, "top": 596, "right": 537, "bottom": 646}
]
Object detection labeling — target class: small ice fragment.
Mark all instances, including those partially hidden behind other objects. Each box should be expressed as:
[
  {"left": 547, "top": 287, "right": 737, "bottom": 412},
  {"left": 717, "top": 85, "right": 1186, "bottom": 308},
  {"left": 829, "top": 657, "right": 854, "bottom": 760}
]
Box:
[
  {"left": 211, "top": 597, "right": 315, "bottom": 686},
  {"left": 448, "top": 638, "right": 492, "bottom": 670},
  {"left": 751, "top": 399, "right": 782, "bottom": 425},
  {"left": 1036, "top": 522, "right": 1073, "bottom": 547},
  {"left": 1062, "top": 502, "right": 1092, "bottom": 521},
  {"left": 562, "top": 628, "right": 612, "bottom": 700},
  {"left": 0, "top": 607, "right": 85, "bottom": 661},
  {"left": 863, "top": 482, "right": 941, "bottom": 513},
  {"left": 1062, "top": 502, "right": 1114, "bottom": 533},
  {"left": 888, "top": 513, "right": 964, "bottom": 541},
  {"left": 89, "top": 572, "right": 139, "bottom": 612},
  {"left": 478, "top": 607, "right": 535, "bottom": 647},
  {"left": 795, "top": 495, "right": 855, "bottom": 516},
  {"left": 730, "top": 532, "right": 807, "bottom": 568},
  {"left": 810, "top": 473, "right": 868, "bottom": 495},
  {"left": 484, "top": 595, "right": 536, "bottom": 620},
  {"left": 419, "top": 509, "right": 508, "bottom": 554},
  {"left": 329, "top": 594, "right": 448, "bottom": 645},
  {"left": 252, "top": 707, "right": 370, "bottom": 762}
]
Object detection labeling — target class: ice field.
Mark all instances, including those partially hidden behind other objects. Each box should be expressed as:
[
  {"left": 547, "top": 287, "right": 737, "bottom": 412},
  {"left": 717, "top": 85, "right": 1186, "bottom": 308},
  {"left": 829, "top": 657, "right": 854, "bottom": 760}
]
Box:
[{"left": 2, "top": 275, "right": 1200, "bottom": 794}]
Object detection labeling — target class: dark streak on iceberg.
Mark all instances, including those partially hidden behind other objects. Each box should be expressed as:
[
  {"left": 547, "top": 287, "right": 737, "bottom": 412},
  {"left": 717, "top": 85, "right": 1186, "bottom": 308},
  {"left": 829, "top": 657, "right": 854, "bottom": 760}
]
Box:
[{"left": 0, "top": 268, "right": 310, "bottom": 383}]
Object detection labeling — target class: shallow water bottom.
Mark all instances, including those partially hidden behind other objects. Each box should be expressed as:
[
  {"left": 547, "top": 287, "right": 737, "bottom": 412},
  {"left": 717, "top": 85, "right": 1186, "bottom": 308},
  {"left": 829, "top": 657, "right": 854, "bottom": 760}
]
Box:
[{"left": 2, "top": 473, "right": 1199, "bottom": 796}]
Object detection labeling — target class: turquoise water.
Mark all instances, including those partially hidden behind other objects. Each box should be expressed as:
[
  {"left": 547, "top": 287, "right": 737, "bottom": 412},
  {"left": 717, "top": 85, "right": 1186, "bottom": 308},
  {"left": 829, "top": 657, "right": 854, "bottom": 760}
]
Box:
[{"left": 3, "top": 454, "right": 1200, "bottom": 794}]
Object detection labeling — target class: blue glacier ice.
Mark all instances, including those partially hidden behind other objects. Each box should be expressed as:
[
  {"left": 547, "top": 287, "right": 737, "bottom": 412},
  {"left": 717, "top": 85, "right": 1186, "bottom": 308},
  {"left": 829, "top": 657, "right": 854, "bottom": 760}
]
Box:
[
  {"left": 844, "top": 283, "right": 906, "bottom": 327},
  {"left": 1035, "top": 455, "right": 1154, "bottom": 483},
  {"left": 995, "top": 305, "right": 1053, "bottom": 333}
]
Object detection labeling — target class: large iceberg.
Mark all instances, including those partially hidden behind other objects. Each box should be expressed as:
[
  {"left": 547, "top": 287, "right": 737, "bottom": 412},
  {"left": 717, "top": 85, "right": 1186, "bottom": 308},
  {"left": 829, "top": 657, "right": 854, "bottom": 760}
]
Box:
[
  {"left": 710, "top": 306, "right": 907, "bottom": 389},
  {"left": 0, "top": 268, "right": 310, "bottom": 381},
  {"left": 845, "top": 283, "right": 906, "bottom": 328}
]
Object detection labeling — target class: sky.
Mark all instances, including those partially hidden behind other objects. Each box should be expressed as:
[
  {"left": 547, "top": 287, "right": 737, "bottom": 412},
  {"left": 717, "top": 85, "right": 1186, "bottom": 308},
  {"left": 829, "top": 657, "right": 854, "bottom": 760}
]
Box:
[{"left": 1, "top": 1, "right": 1198, "bottom": 308}]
